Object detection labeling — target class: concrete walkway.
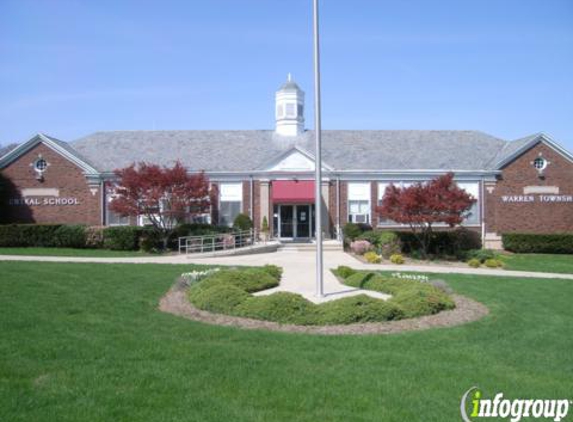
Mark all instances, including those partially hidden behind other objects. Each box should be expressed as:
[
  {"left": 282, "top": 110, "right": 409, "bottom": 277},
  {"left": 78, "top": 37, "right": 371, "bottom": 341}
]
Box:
[{"left": 1, "top": 250, "right": 572, "bottom": 303}]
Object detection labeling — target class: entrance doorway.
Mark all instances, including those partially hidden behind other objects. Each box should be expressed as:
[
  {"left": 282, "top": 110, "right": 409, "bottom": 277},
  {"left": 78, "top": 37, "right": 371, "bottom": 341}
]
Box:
[{"left": 273, "top": 204, "right": 314, "bottom": 240}]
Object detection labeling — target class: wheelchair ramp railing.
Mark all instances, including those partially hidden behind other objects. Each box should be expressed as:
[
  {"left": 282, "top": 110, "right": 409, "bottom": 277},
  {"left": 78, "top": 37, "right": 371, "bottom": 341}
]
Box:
[{"left": 178, "top": 229, "right": 257, "bottom": 254}]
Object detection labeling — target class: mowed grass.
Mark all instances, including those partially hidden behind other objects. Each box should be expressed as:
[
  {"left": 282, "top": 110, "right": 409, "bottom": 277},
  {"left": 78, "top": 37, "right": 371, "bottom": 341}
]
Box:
[
  {"left": 0, "top": 247, "right": 156, "bottom": 257},
  {"left": 499, "top": 253, "right": 573, "bottom": 274},
  {"left": 0, "top": 262, "right": 572, "bottom": 422}
]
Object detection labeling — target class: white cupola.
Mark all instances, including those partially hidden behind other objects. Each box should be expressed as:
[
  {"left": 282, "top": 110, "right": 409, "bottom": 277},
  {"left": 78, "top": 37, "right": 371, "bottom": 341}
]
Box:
[{"left": 275, "top": 73, "right": 305, "bottom": 136}]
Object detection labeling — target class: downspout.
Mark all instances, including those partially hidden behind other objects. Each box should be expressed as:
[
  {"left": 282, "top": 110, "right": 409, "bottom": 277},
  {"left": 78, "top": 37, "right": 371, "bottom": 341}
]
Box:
[{"left": 100, "top": 179, "right": 106, "bottom": 226}]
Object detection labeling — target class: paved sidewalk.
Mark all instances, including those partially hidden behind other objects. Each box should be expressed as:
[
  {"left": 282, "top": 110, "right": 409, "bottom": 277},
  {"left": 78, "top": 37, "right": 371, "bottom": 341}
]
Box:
[{"left": 1, "top": 250, "right": 572, "bottom": 303}]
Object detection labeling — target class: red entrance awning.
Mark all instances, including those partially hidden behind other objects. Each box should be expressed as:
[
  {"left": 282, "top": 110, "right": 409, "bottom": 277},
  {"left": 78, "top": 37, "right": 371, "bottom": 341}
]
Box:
[{"left": 272, "top": 180, "right": 315, "bottom": 203}]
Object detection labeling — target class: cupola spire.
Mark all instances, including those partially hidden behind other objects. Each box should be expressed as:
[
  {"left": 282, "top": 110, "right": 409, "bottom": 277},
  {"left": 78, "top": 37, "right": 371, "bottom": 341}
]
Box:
[{"left": 275, "top": 74, "right": 305, "bottom": 136}]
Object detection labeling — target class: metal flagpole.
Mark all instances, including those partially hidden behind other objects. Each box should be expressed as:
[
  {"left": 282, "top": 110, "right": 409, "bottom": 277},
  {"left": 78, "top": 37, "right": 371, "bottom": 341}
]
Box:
[{"left": 313, "top": 0, "right": 324, "bottom": 298}]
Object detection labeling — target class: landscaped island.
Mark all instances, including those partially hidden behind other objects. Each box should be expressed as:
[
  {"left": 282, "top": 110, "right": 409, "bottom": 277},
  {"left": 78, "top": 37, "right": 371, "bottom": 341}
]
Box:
[{"left": 184, "top": 265, "right": 455, "bottom": 326}]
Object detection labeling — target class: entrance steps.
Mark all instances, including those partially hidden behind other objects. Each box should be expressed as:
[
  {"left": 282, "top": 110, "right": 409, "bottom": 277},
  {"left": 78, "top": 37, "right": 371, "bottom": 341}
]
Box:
[{"left": 278, "top": 240, "right": 343, "bottom": 252}]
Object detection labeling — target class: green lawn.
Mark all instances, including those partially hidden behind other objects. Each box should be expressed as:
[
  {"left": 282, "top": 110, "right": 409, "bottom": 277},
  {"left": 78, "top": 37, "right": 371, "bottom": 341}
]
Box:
[
  {"left": 1, "top": 262, "right": 572, "bottom": 422},
  {"left": 0, "top": 247, "right": 157, "bottom": 257},
  {"left": 500, "top": 253, "right": 573, "bottom": 274}
]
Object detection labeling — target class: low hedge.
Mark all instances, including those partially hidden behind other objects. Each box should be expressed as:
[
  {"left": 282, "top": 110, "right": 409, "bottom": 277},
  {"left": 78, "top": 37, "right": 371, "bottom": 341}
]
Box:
[
  {"left": 502, "top": 233, "right": 573, "bottom": 254},
  {"left": 341, "top": 269, "right": 455, "bottom": 318},
  {"left": 188, "top": 283, "right": 249, "bottom": 314},
  {"left": 103, "top": 226, "right": 143, "bottom": 251},
  {"left": 318, "top": 295, "right": 403, "bottom": 324},
  {"left": 187, "top": 266, "right": 455, "bottom": 326},
  {"left": 397, "top": 228, "right": 481, "bottom": 258},
  {"left": 236, "top": 292, "right": 319, "bottom": 325},
  {"left": 0, "top": 224, "right": 83, "bottom": 248},
  {"left": 197, "top": 268, "right": 279, "bottom": 293}
]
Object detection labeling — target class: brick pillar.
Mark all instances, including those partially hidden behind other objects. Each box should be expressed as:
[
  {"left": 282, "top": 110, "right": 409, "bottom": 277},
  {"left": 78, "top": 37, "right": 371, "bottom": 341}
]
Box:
[
  {"left": 260, "top": 180, "right": 270, "bottom": 234},
  {"left": 370, "top": 181, "right": 378, "bottom": 227},
  {"left": 210, "top": 183, "right": 219, "bottom": 225}
]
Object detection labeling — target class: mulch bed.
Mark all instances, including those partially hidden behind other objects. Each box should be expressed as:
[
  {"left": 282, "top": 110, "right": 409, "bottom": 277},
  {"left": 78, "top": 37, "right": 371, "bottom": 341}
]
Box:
[{"left": 158, "top": 279, "right": 489, "bottom": 336}]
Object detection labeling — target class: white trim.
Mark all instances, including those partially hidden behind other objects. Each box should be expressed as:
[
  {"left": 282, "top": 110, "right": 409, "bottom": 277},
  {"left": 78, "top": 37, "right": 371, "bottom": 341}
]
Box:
[
  {"left": 259, "top": 145, "right": 333, "bottom": 172},
  {"left": 0, "top": 133, "right": 100, "bottom": 175},
  {"left": 495, "top": 133, "right": 573, "bottom": 169}
]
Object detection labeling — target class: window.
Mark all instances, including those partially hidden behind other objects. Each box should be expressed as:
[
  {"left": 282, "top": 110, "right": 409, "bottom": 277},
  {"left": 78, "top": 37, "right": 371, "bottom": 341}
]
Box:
[
  {"left": 219, "top": 183, "right": 243, "bottom": 227},
  {"left": 533, "top": 157, "right": 547, "bottom": 170},
  {"left": 34, "top": 159, "right": 48, "bottom": 172},
  {"left": 106, "top": 198, "right": 129, "bottom": 226},
  {"left": 276, "top": 104, "right": 284, "bottom": 119},
  {"left": 348, "top": 200, "right": 370, "bottom": 223},
  {"left": 285, "top": 103, "right": 296, "bottom": 117},
  {"left": 377, "top": 182, "right": 393, "bottom": 225},
  {"left": 457, "top": 182, "right": 480, "bottom": 225},
  {"left": 347, "top": 183, "right": 370, "bottom": 224}
]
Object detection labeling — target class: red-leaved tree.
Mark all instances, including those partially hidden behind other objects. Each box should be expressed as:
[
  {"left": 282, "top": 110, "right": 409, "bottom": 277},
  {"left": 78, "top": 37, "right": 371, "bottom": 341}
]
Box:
[
  {"left": 109, "top": 162, "right": 210, "bottom": 248},
  {"left": 376, "top": 173, "right": 476, "bottom": 258}
]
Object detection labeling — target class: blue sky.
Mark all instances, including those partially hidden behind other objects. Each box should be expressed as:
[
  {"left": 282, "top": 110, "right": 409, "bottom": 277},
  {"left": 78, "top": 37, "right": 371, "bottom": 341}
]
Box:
[{"left": 1, "top": 0, "right": 572, "bottom": 150}]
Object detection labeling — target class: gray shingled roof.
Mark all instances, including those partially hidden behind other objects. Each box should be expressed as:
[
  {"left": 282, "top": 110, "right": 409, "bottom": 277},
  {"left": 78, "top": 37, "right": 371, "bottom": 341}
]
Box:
[{"left": 71, "top": 130, "right": 510, "bottom": 173}]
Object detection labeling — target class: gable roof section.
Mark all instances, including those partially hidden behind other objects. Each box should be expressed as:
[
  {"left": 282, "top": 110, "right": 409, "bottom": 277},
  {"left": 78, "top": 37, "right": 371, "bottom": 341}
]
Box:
[
  {"left": 0, "top": 133, "right": 100, "bottom": 174},
  {"left": 72, "top": 130, "right": 508, "bottom": 173},
  {"left": 493, "top": 132, "right": 573, "bottom": 169},
  {"left": 260, "top": 146, "right": 333, "bottom": 172}
]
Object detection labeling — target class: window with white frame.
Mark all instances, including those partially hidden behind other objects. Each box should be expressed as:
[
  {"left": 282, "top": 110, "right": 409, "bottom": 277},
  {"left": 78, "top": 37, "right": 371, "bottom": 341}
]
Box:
[
  {"left": 377, "top": 182, "right": 392, "bottom": 225},
  {"left": 348, "top": 183, "right": 370, "bottom": 224},
  {"left": 219, "top": 183, "right": 243, "bottom": 227},
  {"left": 376, "top": 181, "right": 414, "bottom": 226},
  {"left": 106, "top": 197, "right": 129, "bottom": 226},
  {"left": 457, "top": 182, "right": 480, "bottom": 225}
]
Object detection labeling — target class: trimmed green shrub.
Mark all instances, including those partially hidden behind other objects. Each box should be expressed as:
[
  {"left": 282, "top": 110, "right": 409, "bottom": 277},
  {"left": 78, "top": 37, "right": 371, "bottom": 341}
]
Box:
[
  {"left": 502, "top": 233, "right": 573, "bottom": 254},
  {"left": 364, "top": 251, "right": 382, "bottom": 263},
  {"left": 341, "top": 273, "right": 455, "bottom": 319},
  {"left": 204, "top": 268, "right": 278, "bottom": 293},
  {"left": 378, "top": 231, "right": 402, "bottom": 258},
  {"left": 465, "top": 248, "right": 497, "bottom": 263},
  {"left": 262, "top": 264, "right": 282, "bottom": 281},
  {"left": 236, "top": 292, "right": 319, "bottom": 325},
  {"left": 186, "top": 267, "right": 455, "bottom": 326},
  {"left": 390, "top": 254, "right": 405, "bottom": 264},
  {"left": 484, "top": 258, "right": 503, "bottom": 268},
  {"left": 389, "top": 285, "right": 455, "bottom": 318},
  {"left": 318, "top": 295, "right": 403, "bottom": 324},
  {"left": 345, "top": 271, "right": 377, "bottom": 288},
  {"left": 85, "top": 226, "right": 104, "bottom": 248},
  {"left": 357, "top": 231, "right": 383, "bottom": 246},
  {"left": 103, "top": 226, "right": 142, "bottom": 250},
  {"left": 139, "top": 227, "right": 163, "bottom": 252},
  {"left": 53, "top": 225, "right": 87, "bottom": 248},
  {"left": 0, "top": 224, "right": 62, "bottom": 247},
  {"left": 188, "top": 283, "right": 249, "bottom": 314},
  {"left": 468, "top": 258, "right": 481, "bottom": 268},
  {"left": 397, "top": 228, "right": 481, "bottom": 257},
  {"left": 233, "top": 213, "right": 253, "bottom": 231},
  {"left": 343, "top": 223, "right": 363, "bottom": 242},
  {"left": 335, "top": 265, "right": 356, "bottom": 279}
]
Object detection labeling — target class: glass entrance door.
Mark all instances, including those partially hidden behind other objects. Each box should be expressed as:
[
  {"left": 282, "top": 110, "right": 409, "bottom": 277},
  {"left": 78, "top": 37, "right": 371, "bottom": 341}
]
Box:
[
  {"left": 276, "top": 204, "right": 313, "bottom": 240},
  {"left": 295, "top": 205, "right": 310, "bottom": 238},
  {"left": 279, "top": 205, "right": 294, "bottom": 238}
]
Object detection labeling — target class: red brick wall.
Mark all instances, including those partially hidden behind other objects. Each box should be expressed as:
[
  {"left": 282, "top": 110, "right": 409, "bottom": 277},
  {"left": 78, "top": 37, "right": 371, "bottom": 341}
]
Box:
[
  {"left": 486, "top": 142, "right": 573, "bottom": 234},
  {"left": 328, "top": 182, "right": 337, "bottom": 234},
  {"left": 2, "top": 143, "right": 101, "bottom": 225},
  {"left": 242, "top": 180, "right": 250, "bottom": 216},
  {"left": 209, "top": 183, "right": 219, "bottom": 224}
]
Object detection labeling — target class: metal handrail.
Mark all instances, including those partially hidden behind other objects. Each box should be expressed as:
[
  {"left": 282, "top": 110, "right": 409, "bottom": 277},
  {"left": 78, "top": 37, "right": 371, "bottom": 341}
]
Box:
[{"left": 178, "top": 229, "right": 257, "bottom": 254}]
